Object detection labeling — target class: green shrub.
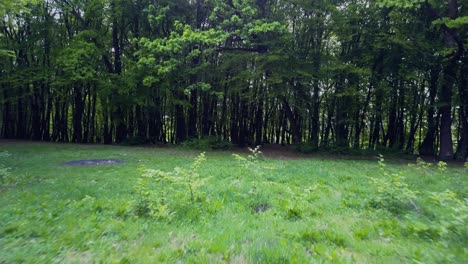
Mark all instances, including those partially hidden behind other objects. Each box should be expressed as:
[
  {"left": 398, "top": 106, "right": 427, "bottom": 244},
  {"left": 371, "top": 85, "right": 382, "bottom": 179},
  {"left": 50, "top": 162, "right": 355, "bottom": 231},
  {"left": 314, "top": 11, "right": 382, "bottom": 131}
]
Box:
[
  {"left": 368, "top": 155, "right": 418, "bottom": 214},
  {"left": 132, "top": 152, "right": 208, "bottom": 219},
  {"left": 181, "top": 136, "right": 232, "bottom": 150},
  {"left": 132, "top": 175, "right": 172, "bottom": 219},
  {"left": 427, "top": 191, "right": 467, "bottom": 240}
]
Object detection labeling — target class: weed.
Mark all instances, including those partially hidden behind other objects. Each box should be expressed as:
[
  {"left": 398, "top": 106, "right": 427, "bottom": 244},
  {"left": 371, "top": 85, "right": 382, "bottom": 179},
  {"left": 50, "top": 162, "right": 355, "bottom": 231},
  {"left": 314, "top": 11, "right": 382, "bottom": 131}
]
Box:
[
  {"left": 437, "top": 161, "right": 448, "bottom": 172},
  {"left": 409, "top": 157, "right": 433, "bottom": 175},
  {"left": 0, "top": 151, "right": 15, "bottom": 186},
  {"left": 132, "top": 175, "right": 172, "bottom": 219},
  {"left": 232, "top": 146, "right": 274, "bottom": 178},
  {"left": 426, "top": 190, "right": 468, "bottom": 240},
  {"left": 369, "top": 155, "right": 418, "bottom": 214},
  {"left": 132, "top": 153, "right": 208, "bottom": 219},
  {"left": 0, "top": 165, "right": 12, "bottom": 185}
]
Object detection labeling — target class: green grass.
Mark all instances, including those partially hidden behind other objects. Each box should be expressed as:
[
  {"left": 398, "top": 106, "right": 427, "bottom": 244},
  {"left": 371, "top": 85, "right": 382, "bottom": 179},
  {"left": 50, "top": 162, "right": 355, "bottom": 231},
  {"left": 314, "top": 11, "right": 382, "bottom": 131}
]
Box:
[{"left": 0, "top": 142, "right": 467, "bottom": 263}]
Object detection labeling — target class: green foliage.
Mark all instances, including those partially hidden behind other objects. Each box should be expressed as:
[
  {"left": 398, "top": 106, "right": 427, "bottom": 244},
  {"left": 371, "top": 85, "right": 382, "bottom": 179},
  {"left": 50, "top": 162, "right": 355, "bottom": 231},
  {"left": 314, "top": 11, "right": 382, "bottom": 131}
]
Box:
[
  {"left": 132, "top": 152, "right": 208, "bottom": 219},
  {"left": 427, "top": 191, "right": 468, "bottom": 239},
  {"left": 57, "top": 31, "right": 101, "bottom": 82},
  {"left": 0, "top": 151, "right": 14, "bottom": 186},
  {"left": 0, "top": 144, "right": 467, "bottom": 262},
  {"left": 232, "top": 145, "right": 274, "bottom": 178},
  {"left": 138, "top": 23, "right": 228, "bottom": 87},
  {"left": 437, "top": 161, "right": 447, "bottom": 172},
  {"left": 0, "top": 164, "right": 12, "bottom": 185},
  {"left": 181, "top": 137, "right": 233, "bottom": 150},
  {"left": 377, "top": 0, "right": 426, "bottom": 9},
  {"left": 401, "top": 190, "right": 468, "bottom": 244},
  {"left": 370, "top": 155, "right": 467, "bottom": 247},
  {"left": 408, "top": 157, "right": 434, "bottom": 175},
  {"left": 132, "top": 175, "right": 172, "bottom": 219},
  {"left": 433, "top": 16, "right": 468, "bottom": 29},
  {"left": 0, "top": 49, "right": 15, "bottom": 58},
  {"left": 369, "top": 155, "right": 418, "bottom": 214}
]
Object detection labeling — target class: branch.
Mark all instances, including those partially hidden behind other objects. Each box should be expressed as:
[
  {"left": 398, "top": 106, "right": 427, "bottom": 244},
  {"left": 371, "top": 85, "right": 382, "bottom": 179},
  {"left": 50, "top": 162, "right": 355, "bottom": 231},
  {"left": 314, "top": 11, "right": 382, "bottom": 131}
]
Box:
[
  {"left": 425, "top": 5, "right": 464, "bottom": 60},
  {"left": 54, "top": 0, "right": 88, "bottom": 28}
]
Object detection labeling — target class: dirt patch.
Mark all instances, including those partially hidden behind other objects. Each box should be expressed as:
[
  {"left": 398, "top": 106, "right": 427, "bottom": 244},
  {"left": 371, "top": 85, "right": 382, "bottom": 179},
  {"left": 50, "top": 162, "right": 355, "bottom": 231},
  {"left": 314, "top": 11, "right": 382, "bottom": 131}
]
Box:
[
  {"left": 63, "top": 159, "right": 125, "bottom": 166},
  {"left": 253, "top": 203, "right": 270, "bottom": 213}
]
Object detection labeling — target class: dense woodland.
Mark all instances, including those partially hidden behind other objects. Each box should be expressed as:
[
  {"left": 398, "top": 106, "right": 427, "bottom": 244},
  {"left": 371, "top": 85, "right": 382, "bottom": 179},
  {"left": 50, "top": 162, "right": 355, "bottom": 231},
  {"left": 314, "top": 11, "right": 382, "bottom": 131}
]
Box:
[{"left": 0, "top": 0, "right": 466, "bottom": 160}]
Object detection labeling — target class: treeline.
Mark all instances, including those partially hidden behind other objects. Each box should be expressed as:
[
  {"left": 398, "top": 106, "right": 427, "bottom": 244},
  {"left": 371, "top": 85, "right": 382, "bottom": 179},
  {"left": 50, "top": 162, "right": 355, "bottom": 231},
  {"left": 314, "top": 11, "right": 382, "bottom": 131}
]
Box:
[{"left": 0, "top": 0, "right": 466, "bottom": 160}]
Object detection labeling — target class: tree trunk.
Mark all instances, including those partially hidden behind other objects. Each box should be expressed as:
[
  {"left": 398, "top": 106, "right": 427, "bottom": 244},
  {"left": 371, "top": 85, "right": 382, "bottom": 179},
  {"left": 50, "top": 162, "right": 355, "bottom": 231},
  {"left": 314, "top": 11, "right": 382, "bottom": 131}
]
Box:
[
  {"left": 438, "top": 0, "right": 460, "bottom": 160},
  {"left": 419, "top": 65, "right": 439, "bottom": 155},
  {"left": 280, "top": 95, "right": 301, "bottom": 145}
]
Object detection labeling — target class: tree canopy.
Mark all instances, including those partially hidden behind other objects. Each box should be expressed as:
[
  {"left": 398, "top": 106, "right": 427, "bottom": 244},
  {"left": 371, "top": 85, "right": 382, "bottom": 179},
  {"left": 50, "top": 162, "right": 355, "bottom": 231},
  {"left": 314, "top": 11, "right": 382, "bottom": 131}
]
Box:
[{"left": 0, "top": 0, "right": 467, "bottom": 160}]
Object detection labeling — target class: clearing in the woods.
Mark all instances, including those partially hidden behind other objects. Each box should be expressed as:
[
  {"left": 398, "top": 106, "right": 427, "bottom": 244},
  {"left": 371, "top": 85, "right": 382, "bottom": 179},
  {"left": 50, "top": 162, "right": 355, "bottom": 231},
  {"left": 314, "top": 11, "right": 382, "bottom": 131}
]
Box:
[{"left": 0, "top": 142, "right": 466, "bottom": 263}]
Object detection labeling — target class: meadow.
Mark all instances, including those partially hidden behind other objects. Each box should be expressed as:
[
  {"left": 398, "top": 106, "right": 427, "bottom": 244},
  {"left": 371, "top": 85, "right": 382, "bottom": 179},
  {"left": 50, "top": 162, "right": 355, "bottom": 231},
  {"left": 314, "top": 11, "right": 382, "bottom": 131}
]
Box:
[{"left": 0, "top": 142, "right": 466, "bottom": 263}]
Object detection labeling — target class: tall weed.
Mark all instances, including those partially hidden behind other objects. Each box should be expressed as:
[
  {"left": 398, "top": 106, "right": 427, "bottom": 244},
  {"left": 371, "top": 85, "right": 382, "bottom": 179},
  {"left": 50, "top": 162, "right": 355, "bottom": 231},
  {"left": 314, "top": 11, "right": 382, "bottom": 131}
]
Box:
[
  {"left": 368, "top": 155, "right": 418, "bottom": 214},
  {"left": 132, "top": 153, "right": 208, "bottom": 219}
]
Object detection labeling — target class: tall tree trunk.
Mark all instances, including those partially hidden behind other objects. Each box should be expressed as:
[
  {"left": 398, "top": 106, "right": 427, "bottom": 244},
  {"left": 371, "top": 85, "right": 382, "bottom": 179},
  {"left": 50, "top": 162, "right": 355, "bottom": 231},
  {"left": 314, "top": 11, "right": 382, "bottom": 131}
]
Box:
[
  {"left": 455, "top": 53, "right": 467, "bottom": 160},
  {"left": 72, "top": 85, "right": 84, "bottom": 143},
  {"left": 419, "top": 65, "right": 439, "bottom": 155},
  {"left": 280, "top": 95, "right": 301, "bottom": 145},
  {"left": 438, "top": 0, "right": 460, "bottom": 160},
  {"left": 112, "top": 0, "right": 126, "bottom": 143},
  {"left": 175, "top": 100, "right": 186, "bottom": 143}
]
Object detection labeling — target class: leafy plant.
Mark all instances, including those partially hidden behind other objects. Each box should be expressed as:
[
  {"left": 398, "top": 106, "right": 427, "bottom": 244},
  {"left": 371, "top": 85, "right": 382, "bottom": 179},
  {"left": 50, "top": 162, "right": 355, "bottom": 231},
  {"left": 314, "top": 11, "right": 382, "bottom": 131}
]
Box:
[
  {"left": 0, "top": 151, "right": 14, "bottom": 186},
  {"left": 428, "top": 190, "right": 468, "bottom": 239},
  {"left": 132, "top": 153, "right": 208, "bottom": 219},
  {"left": 415, "top": 157, "right": 432, "bottom": 168},
  {"left": 0, "top": 165, "right": 12, "bottom": 185},
  {"left": 132, "top": 175, "right": 172, "bottom": 219},
  {"left": 437, "top": 161, "right": 447, "bottom": 172},
  {"left": 232, "top": 146, "right": 271, "bottom": 178},
  {"left": 369, "top": 155, "right": 418, "bottom": 214}
]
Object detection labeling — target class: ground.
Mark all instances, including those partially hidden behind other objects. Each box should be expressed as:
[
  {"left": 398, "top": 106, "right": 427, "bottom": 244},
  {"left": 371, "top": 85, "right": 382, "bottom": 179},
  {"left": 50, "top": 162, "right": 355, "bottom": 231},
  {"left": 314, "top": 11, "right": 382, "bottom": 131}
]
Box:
[{"left": 0, "top": 141, "right": 466, "bottom": 263}]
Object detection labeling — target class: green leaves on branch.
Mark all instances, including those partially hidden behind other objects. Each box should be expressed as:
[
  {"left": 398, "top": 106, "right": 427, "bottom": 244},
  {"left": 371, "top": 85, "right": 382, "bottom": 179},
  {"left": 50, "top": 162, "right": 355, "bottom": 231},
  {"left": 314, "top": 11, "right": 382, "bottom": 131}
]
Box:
[
  {"left": 185, "top": 82, "right": 212, "bottom": 95},
  {"left": 433, "top": 16, "right": 468, "bottom": 29},
  {"left": 138, "top": 23, "right": 228, "bottom": 87},
  {"left": 57, "top": 31, "right": 101, "bottom": 82},
  {"left": 377, "top": 0, "right": 426, "bottom": 9}
]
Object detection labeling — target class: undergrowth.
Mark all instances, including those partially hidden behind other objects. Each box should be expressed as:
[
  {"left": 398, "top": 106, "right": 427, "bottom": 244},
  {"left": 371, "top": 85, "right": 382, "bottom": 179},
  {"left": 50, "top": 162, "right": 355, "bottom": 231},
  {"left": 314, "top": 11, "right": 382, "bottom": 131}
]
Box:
[
  {"left": 181, "top": 136, "right": 233, "bottom": 150},
  {"left": 0, "top": 143, "right": 466, "bottom": 263},
  {"left": 132, "top": 152, "right": 208, "bottom": 219},
  {"left": 369, "top": 155, "right": 467, "bottom": 247}
]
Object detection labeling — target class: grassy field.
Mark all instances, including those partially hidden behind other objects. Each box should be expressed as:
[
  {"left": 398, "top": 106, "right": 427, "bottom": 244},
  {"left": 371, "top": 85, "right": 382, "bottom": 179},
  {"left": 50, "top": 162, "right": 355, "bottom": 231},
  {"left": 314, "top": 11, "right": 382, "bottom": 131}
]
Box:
[{"left": 0, "top": 142, "right": 466, "bottom": 263}]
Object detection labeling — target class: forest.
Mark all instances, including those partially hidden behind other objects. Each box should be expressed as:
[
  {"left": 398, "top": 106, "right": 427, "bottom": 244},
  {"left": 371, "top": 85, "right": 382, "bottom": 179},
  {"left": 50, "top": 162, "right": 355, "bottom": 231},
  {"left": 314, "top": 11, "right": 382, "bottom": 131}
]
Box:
[{"left": 0, "top": 0, "right": 467, "bottom": 160}]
